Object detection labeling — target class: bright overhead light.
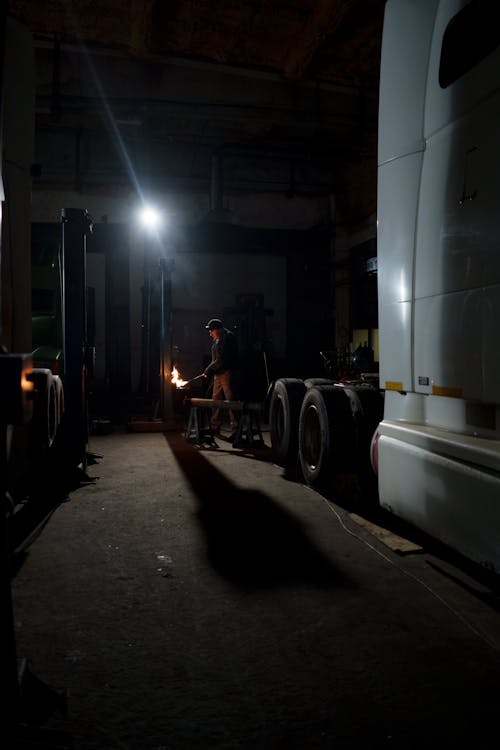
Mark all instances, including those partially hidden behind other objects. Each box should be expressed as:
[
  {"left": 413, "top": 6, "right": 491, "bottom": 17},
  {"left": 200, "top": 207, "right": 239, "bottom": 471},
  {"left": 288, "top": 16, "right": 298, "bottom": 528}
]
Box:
[{"left": 138, "top": 205, "right": 162, "bottom": 229}]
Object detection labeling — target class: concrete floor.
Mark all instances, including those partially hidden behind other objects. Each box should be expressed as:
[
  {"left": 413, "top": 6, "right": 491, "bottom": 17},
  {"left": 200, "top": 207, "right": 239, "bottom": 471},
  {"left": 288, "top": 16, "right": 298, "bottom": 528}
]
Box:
[{"left": 10, "top": 424, "right": 500, "bottom": 750}]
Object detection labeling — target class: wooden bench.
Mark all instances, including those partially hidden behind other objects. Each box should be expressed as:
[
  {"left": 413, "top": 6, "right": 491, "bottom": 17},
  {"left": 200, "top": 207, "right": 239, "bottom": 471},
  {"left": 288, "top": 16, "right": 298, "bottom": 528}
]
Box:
[{"left": 185, "top": 398, "right": 265, "bottom": 448}]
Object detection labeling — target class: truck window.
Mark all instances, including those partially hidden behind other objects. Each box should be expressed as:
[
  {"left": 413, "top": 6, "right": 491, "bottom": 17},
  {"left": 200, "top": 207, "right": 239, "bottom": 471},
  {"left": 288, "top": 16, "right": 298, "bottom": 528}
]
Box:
[{"left": 439, "top": 0, "right": 500, "bottom": 88}]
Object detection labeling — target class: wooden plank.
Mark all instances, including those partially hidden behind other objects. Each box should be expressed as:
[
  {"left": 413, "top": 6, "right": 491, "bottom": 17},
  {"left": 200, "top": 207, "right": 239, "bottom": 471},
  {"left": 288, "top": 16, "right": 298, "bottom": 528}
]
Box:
[
  {"left": 349, "top": 513, "right": 423, "bottom": 553},
  {"left": 188, "top": 398, "right": 263, "bottom": 412}
]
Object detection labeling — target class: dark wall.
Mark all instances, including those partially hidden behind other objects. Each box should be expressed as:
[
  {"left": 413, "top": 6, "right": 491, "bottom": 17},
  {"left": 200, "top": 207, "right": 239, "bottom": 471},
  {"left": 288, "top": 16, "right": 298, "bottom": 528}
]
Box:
[{"left": 32, "top": 219, "right": 335, "bottom": 414}]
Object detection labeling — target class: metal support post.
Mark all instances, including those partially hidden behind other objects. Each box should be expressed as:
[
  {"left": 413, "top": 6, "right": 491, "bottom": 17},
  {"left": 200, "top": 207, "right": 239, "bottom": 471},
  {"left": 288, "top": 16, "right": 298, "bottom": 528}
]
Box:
[
  {"left": 60, "top": 207, "right": 93, "bottom": 468},
  {"left": 159, "top": 257, "right": 176, "bottom": 426}
]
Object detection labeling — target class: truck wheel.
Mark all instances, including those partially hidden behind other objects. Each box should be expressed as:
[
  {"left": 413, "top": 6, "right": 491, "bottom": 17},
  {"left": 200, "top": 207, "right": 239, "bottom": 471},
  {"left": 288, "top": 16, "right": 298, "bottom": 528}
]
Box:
[
  {"left": 298, "top": 385, "right": 355, "bottom": 492},
  {"left": 30, "top": 368, "right": 58, "bottom": 449},
  {"left": 352, "top": 387, "right": 384, "bottom": 484},
  {"left": 52, "top": 374, "right": 65, "bottom": 428},
  {"left": 269, "top": 378, "right": 306, "bottom": 466},
  {"left": 304, "top": 377, "right": 334, "bottom": 388}
]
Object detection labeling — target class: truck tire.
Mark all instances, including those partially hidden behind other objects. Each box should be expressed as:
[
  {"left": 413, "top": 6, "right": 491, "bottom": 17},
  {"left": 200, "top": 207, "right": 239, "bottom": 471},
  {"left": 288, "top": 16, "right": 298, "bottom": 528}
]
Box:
[
  {"left": 304, "top": 377, "right": 334, "bottom": 388},
  {"left": 351, "top": 387, "right": 384, "bottom": 483},
  {"left": 269, "top": 378, "right": 306, "bottom": 466},
  {"left": 298, "top": 385, "right": 356, "bottom": 492},
  {"left": 299, "top": 384, "right": 384, "bottom": 498},
  {"left": 30, "top": 368, "right": 58, "bottom": 449},
  {"left": 53, "top": 374, "right": 65, "bottom": 428}
]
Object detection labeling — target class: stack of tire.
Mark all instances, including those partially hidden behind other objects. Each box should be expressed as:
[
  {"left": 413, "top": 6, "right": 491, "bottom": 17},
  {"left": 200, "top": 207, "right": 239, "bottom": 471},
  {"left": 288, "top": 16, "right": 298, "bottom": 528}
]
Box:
[{"left": 269, "top": 377, "right": 383, "bottom": 501}]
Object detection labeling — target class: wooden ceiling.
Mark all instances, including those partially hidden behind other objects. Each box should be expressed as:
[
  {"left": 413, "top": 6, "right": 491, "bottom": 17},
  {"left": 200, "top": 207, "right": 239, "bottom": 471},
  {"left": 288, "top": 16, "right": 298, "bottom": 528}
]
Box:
[
  {"left": 6, "top": 1, "right": 386, "bottom": 219},
  {"left": 8, "top": 0, "right": 386, "bottom": 89}
]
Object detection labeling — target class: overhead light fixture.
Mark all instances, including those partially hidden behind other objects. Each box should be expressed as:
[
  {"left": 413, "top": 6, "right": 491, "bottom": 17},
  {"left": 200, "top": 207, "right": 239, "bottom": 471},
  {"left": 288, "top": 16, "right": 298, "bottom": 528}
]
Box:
[{"left": 138, "top": 205, "right": 163, "bottom": 230}]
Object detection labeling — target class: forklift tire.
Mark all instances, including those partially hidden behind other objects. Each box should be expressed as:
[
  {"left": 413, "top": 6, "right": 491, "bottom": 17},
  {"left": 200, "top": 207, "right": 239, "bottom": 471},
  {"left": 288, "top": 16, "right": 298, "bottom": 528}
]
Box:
[{"left": 269, "top": 378, "right": 306, "bottom": 466}]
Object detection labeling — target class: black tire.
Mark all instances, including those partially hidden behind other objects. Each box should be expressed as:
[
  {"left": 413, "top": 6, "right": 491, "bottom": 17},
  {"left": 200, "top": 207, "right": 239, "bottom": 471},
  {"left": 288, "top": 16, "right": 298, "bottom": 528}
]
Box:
[
  {"left": 298, "top": 385, "right": 356, "bottom": 491},
  {"left": 53, "top": 374, "right": 65, "bottom": 428},
  {"left": 262, "top": 380, "right": 276, "bottom": 423},
  {"left": 352, "top": 387, "right": 384, "bottom": 466},
  {"left": 269, "top": 378, "right": 306, "bottom": 466},
  {"left": 30, "top": 368, "right": 58, "bottom": 449},
  {"left": 348, "top": 387, "right": 384, "bottom": 494},
  {"left": 304, "top": 377, "right": 334, "bottom": 388}
]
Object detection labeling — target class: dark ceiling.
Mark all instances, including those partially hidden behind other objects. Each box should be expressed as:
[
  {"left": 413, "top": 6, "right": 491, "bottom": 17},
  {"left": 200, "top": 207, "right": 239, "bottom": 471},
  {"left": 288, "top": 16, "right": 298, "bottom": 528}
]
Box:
[
  {"left": 6, "top": 0, "right": 387, "bottom": 220},
  {"left": 8, "top": 0, "right": 386, "bottom": 88}
]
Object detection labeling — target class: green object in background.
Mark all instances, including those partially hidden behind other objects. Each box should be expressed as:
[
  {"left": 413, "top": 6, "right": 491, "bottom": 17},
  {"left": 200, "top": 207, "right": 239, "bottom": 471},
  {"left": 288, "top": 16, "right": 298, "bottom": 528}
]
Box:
[{"left": 31, "top": 239, "right": 63, "bottom": 373}]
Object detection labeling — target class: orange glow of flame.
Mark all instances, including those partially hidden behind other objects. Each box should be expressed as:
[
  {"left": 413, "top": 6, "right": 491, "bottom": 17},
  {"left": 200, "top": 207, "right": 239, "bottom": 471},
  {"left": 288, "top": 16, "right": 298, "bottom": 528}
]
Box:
[
  {"left": 21, "top": 373, "right": 34, "bottom": 392},
  {"left": 171, "top": 366, "right": 188, "bottom": 388}
]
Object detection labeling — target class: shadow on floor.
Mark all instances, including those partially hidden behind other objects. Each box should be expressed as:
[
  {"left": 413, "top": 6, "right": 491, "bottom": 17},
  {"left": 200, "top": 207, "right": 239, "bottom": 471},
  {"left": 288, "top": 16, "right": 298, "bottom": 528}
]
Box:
[
  {"left": 164, "top": 431, "right": 351, "bottom": 591},
  {"left": 9, "top": 457, "right": 96, "bottom": 565}
]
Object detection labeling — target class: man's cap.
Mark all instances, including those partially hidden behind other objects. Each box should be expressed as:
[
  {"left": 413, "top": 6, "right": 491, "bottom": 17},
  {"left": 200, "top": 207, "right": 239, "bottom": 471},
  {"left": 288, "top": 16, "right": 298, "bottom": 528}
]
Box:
[{"left": 205, "top": 318, "right": 223, "bottom": 330}]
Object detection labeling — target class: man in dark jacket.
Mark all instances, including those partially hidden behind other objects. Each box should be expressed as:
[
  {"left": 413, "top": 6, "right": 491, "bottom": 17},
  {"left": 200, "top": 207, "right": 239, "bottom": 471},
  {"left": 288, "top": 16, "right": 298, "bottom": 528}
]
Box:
[{"left": 203, "top": 318, "right": 239, "bottom": 435}]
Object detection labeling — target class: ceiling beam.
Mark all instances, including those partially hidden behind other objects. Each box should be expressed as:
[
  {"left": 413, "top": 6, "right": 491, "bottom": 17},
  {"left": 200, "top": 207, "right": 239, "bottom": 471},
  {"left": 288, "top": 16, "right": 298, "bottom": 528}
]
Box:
[{"left": 282, "top": 0, "right": 359, "bottom": 79}]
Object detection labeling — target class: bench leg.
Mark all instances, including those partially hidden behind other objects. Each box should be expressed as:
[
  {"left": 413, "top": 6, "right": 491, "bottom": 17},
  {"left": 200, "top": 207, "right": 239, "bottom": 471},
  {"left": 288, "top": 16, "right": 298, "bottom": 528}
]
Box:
[
  {"left": 186, "top": 407, "right": 216, "bottom": 445},
  {"left": 232, "top": 411, "right": 264, "bottom": 448}
]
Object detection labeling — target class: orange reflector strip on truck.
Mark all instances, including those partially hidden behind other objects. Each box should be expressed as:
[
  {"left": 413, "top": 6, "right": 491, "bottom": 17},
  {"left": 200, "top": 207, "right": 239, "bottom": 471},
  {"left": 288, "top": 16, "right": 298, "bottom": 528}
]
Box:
[
  {"left": 432, "top": 385, "right": 462, "bottom": 398},
  {"left": 384, "top": 381, "right": 403, "bottom": 391}
]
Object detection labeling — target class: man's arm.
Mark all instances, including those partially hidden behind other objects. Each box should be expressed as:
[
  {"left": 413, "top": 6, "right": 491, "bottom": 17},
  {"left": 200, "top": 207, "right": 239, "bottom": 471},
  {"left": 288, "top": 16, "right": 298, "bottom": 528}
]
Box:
[{"left": 204, "top": 342, "right": 223, "bottom": 376}]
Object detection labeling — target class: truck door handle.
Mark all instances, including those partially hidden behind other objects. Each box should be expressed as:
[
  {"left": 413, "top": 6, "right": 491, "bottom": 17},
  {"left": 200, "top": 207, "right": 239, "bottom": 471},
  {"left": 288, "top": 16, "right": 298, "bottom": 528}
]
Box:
[{"left": 459, "top": 145, "right": 478, "bottom": 204}]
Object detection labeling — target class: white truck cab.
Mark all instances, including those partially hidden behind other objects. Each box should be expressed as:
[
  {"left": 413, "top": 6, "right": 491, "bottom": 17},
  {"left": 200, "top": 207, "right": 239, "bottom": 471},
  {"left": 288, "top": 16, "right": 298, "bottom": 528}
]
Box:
[{"left": 377, "top": 0, "right": 500, "bottom": 570}]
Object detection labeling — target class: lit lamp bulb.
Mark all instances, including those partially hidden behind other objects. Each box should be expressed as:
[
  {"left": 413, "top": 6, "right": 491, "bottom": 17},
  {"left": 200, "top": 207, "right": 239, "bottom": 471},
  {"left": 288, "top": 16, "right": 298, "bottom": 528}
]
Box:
[{"left": 138, "top": 205, "right": 162, "bottom": 229}]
